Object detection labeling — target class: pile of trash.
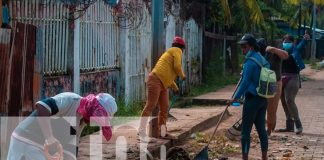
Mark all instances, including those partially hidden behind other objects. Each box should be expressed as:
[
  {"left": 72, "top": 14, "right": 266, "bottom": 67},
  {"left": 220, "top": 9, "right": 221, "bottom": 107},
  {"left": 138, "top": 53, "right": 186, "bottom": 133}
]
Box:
[
  {"left": 166, "top": 147, "right": 190, "bottom": 160},
  {"left": 187, "top": 132, "right": 239, "bottom": 159},
  {"left": 271, "top": 148, "right": 294, "bottom": 160}
]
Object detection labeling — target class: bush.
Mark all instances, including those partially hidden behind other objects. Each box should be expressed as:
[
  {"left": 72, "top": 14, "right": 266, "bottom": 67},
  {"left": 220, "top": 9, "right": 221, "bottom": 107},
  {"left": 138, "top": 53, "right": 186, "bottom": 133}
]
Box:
[{"left": 190, "top": 50, "right": 240, "bottom": 97}]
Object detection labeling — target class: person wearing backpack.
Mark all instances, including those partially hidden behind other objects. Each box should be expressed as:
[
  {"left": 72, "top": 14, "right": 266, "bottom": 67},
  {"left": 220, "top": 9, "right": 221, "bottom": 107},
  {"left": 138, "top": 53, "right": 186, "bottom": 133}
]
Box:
[
  {"left": 277, "top": 33, "right": 309, "bottom": 134},
  {"left": 257, "top": 38, "right": 289, "bottom": 136},
  {"left": 229, "top": 34, "right": 271, "bottom": 160}
]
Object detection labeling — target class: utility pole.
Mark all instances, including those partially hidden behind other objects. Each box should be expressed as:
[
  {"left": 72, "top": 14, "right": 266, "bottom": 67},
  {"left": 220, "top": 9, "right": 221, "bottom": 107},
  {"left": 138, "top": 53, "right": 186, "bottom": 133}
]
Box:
[
  {"left": 67, "top": 6, "right": 80, "bottom": 94},
  {"left": 149, "top": 0, "right": 164, "bottom": 138},
  {"left": 73, "top": 18, "right": 80, "bottom": 94},
  {"left": 311, "top": 3, "right": 317, "bottom": 61}
]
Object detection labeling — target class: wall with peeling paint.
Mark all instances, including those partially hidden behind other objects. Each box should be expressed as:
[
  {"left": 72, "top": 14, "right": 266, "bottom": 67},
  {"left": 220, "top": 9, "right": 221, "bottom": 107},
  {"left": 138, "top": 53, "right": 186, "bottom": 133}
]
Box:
[
  {"left": 5, "top": 0, "right": 204, "bottom": 107},
  {"left": 43, "top": 76, "right": 72, "bottom": 98},
  {"left": 43, "top": 70, "right": 120, "bottom": 98}
]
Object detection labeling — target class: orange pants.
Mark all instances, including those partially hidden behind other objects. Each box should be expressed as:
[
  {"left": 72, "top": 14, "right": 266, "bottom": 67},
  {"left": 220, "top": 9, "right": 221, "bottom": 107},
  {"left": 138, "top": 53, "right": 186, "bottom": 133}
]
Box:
[
  {"left": 139, "top": 73, "right": 169, "bottom": 137},
  {"left": 267, "top": 80, "right": 282, "bottom": 134}
]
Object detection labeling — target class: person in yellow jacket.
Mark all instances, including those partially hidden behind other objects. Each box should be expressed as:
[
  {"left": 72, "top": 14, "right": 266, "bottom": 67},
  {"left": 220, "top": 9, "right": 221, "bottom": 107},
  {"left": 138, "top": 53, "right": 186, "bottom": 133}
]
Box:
[{"left": 139, "top": 36, "right": 186, "bottom": 139}]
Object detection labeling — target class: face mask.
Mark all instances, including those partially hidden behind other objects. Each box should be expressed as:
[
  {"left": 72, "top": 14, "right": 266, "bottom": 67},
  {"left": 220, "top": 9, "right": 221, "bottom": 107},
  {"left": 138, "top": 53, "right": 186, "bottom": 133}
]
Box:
[{"left": 282, "top": 43, "right": 293, "bottom": 51}]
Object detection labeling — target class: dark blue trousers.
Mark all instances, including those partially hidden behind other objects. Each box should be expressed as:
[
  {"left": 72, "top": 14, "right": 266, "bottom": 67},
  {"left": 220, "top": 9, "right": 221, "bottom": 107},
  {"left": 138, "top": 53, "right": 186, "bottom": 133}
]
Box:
[{"left": 241, "top": 92, "right": 268, "bottom": 154}]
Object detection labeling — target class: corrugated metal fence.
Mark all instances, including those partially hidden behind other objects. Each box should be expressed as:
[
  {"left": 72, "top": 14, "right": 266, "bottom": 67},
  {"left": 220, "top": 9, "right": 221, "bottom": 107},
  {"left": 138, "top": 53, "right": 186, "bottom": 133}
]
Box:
[
  {"left": 125, "top": 7, "right": 152, "bottom": 102},
  {"left": 9, "top": 0, "right": 70, "bottom": 75},
  {"left": 183, "top": 18, "right": 203, "bottom": 86},
  {"left": 80, "top": 0, "right": 119, "bottom": 71},
  {"left": 5, "top": 0, "right": 203, "bottom": 103},
  {"left": 9, "top": 0, "right": 120, "bottom": 74}
]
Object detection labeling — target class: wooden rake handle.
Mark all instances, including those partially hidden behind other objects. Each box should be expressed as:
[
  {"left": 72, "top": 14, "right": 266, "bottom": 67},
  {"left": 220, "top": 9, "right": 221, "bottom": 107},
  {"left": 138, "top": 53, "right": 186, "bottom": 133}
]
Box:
[{"left": 206, "top": 77, "right": 242, "bottom": 147}]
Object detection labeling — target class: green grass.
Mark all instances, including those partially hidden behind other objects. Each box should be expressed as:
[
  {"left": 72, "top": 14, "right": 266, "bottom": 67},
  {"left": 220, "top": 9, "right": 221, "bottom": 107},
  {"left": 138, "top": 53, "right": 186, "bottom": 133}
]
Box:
[
  {"left": 304, "top": 59, "right": 322, "bottom": 70},
  {"left": 114, "top": 99, "right": 143, "bottom": 117},
  {"left": 81, "top": 126, "right": 100, "bottom": 137},
  {"left": 190, "top": 75, "right": 239, "bottom": 97}
]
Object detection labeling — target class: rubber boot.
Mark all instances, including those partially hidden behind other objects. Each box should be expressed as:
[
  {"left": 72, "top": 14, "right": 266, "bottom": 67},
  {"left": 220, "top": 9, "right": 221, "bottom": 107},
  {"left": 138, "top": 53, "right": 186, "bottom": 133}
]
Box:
[
  {"left": 262, "top": 151, "right": 268, "bottom": 160},
  {"left": 242, "top": 153, "right": 248, "bottom": 160},
  {"left": 277, "top": 120, "right": 294, "bottom": 132},
  {"left": 295, "top": 120, "right": 303, "bottom": 135}
]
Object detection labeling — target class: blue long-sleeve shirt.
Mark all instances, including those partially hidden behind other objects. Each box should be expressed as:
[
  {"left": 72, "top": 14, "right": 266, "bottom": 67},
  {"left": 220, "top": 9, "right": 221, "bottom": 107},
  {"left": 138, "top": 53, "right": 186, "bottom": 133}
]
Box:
[
  {"left": 233, "top": 51, "right": 270, "bottom": 99},
  {"left": 282, "top": 39, "right": 307, "bottom": 74}
]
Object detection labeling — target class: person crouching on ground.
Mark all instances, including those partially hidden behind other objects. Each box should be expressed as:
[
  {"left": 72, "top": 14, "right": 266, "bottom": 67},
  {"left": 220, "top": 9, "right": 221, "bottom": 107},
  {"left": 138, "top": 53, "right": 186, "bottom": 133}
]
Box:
[
  {"left": 257, "top": 38, "right": 289, "bottom": 136},
  {"left": 7, "top": 92, "right": 117, "bottom": 160},
  {"left": 139, "top": 36, "right": 186, "bottom": 140},
  {"left": 229, "top": 34, "right": 270, "bottom": 160}
]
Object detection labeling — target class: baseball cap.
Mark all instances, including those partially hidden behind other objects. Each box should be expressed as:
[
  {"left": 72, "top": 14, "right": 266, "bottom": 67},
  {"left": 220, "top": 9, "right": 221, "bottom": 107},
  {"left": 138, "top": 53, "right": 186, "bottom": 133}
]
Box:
[{"left": 238, "top": 34, "right": 257, "bottom": 46}]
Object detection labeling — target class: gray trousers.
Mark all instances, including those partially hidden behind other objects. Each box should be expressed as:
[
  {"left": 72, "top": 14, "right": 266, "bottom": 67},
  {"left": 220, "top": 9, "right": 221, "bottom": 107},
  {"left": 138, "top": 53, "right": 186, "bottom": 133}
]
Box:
[{"left": 281, "top": 75, "right": 301, "bottom": 121}]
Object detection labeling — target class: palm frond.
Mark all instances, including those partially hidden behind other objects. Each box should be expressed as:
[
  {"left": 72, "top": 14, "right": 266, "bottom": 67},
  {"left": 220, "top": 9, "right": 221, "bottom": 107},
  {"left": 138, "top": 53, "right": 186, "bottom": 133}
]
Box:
[
  {"left": 313, "top": 0, "right": 324, "bottom": 5},
  {"left": 220, "top": 0, "right": 231, "bottom": 25},
  {"left": 243, "top": 0, "right": 265, "bottom": 25},
  {"left": 286, "top": 0, "right": 301, "bottom": 5}
]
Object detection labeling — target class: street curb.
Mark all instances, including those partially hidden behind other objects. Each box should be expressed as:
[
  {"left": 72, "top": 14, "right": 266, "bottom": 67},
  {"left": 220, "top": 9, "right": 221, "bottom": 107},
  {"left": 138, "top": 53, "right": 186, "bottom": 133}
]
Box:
[
  {"left": 149, "top": 109, "right": 230, "bottom": 158},
  {"left": 175, "top": 98, "right": 227, "bottom": 108},
  {"left": 192, "top": 98, "right": 228, "bottom": 106}
]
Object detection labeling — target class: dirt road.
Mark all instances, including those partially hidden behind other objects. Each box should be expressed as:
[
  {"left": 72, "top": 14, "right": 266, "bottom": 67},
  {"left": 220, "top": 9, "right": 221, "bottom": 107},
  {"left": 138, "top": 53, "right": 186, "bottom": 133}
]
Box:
[{"left": 179, "top": 67, "right": 324, "bottom": 160}]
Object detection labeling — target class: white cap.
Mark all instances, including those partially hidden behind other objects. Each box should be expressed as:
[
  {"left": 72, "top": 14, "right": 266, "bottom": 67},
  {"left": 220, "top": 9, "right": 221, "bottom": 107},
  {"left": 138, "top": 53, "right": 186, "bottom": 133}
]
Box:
[{"left": 96, "top": 93, "right": 118, "bottom": 116}]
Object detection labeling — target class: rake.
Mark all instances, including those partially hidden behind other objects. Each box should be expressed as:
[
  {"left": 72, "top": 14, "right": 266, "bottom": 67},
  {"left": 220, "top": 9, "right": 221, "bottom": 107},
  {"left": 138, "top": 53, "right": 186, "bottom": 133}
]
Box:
[
  {"left": 167, "top": 94, "right": 178, "bottom": 122},
  {"left": 194, "top": 78, "right": 241, "bottom": 160},
  {"left": 167, "top": 79, "right": 185, "bottom": 122}
]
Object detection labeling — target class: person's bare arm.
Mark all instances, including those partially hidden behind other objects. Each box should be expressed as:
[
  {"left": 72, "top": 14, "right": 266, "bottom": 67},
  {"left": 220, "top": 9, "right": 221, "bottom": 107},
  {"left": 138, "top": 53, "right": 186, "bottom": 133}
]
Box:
[{"left": 266, "top": 46, "right": 289, "bottom": 60}]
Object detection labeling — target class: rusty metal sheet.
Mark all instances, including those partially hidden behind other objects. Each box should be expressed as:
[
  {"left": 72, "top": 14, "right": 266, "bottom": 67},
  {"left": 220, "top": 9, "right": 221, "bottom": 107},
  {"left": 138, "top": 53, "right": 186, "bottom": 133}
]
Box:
[
  {"left": 0, "top": 29, "right": 12, "bottom": 115},
  {"left": 8, "top": 23, "right": 25, "bottom": 116},
  {"left": 22, "top": 24, "right": 36, "bottom": 113},
  {"left": 8, "top": 22, "right": 36, "bottom": 116}
]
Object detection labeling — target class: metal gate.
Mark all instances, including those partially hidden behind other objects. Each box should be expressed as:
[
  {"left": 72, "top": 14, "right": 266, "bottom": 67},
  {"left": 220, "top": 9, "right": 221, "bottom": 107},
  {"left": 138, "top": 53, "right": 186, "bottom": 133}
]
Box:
[
  {"left": 79, "top": 0, "right": 119, "bottom": 71},
  {"left": 125, "top": 7, "right": 152, "bottom": 102},
  {"left": 183, "top": 18, "right": 202, "bottom": 87},
  {"left": 9, "top": 0, "right": 70, "bottom": 75}
]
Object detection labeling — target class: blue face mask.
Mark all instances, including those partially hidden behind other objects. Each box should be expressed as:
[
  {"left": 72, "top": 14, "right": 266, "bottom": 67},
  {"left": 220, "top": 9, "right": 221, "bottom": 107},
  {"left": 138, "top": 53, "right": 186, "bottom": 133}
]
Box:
[{"left": 282, "top": 43, "right": 293, "bottom": 51}]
